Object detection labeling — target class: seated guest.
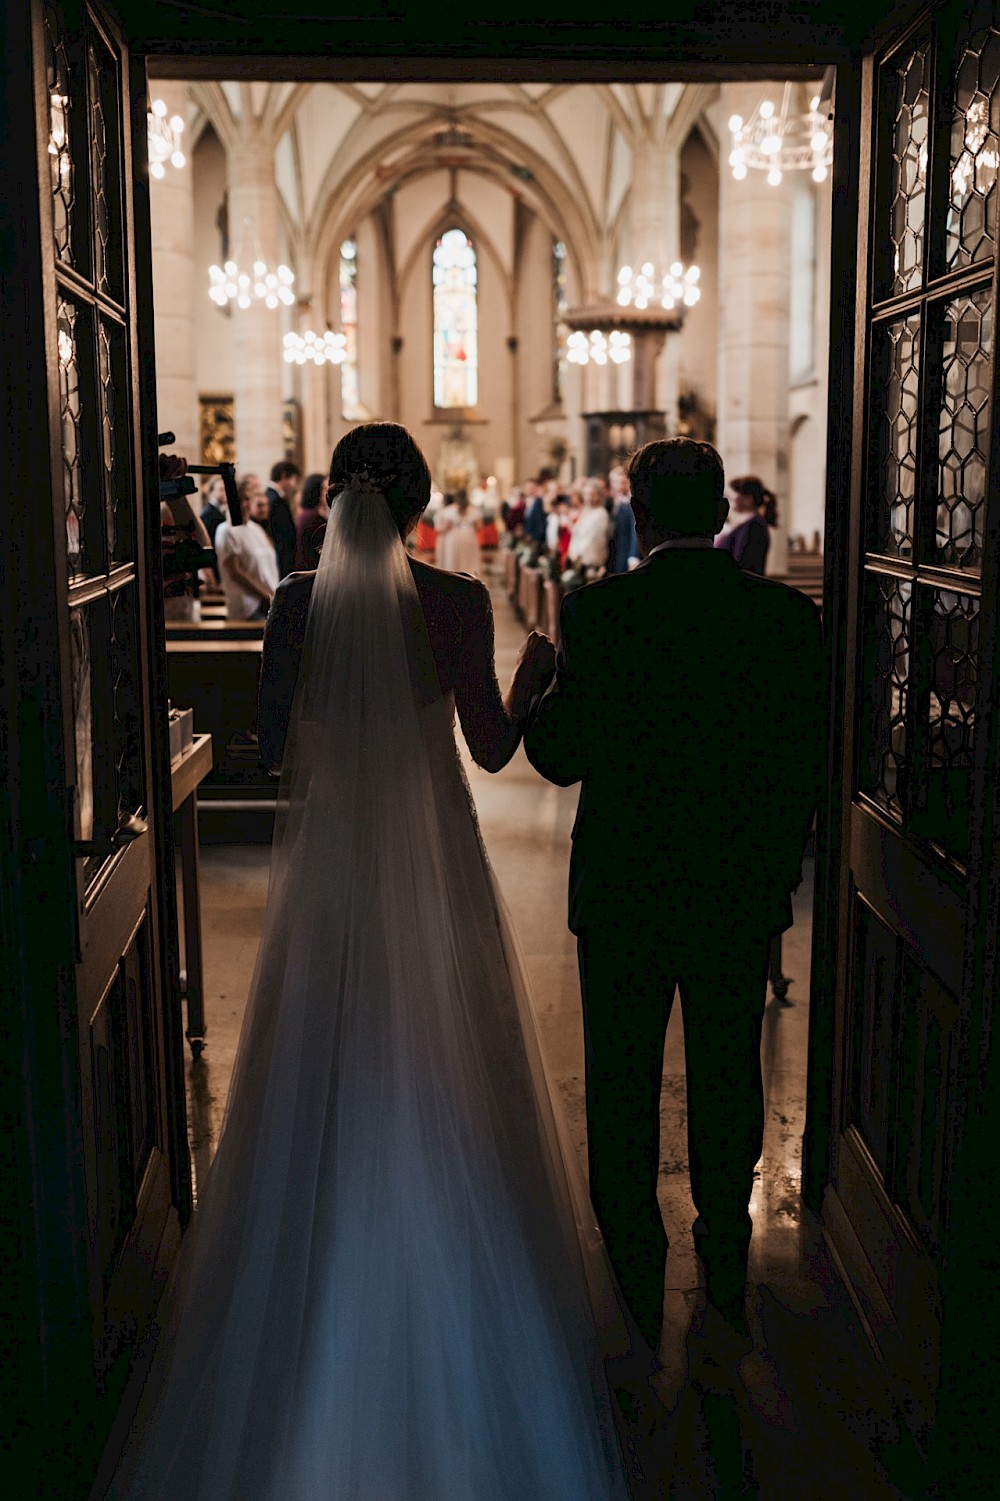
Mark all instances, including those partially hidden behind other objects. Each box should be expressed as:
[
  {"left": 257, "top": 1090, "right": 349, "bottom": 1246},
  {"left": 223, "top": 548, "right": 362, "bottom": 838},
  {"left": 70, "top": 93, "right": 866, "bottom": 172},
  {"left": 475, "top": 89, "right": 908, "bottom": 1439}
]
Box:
[
  {"left": 265, "top": 460, "right": 301, "bottom": 579},
  {"left": 293, "top": 472, "right": 329, "bottom": 572},
  {"left": 214, "top": 473, "right": 279, "bottom": 620},
  {"left": 715, "top": 474, "right": 775, "bottom": 576},
  {"left": 567, "top": 478, "right": 613, "bottom": 576}
]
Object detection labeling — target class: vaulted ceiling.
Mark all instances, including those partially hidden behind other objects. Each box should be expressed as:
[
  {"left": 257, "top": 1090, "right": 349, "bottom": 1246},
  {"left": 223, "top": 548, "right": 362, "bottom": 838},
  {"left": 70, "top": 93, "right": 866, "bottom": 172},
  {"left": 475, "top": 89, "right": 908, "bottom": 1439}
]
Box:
[{"left": 186, "top": 80, "right": 722, "bottom": 299}]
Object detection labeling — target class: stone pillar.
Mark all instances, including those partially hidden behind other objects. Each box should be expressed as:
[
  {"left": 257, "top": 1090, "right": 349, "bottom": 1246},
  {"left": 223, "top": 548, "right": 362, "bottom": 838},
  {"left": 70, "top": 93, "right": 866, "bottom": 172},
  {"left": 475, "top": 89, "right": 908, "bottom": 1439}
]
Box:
[
  {"left": 628, "top": 136, "right": 682, "bottom": 431},
  {"left": 716, "top": 82, "right": 793, "bottom": 573},
  {"left": 296, "top": 260, "right": 329, "bottom": 475},
  {"left": 149, "top": 81, "right": 197, "bottom": 456},
  {"left": 228, "top": 133, "right": 285, "bottom": 483}
]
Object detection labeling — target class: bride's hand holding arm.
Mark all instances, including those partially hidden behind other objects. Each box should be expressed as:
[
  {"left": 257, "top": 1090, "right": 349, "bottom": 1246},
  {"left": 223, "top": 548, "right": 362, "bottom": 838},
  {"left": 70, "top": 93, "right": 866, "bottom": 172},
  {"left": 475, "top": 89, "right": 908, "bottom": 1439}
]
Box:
[
  {"left": 455, "top": 583, "right": 554, "bottom": 774},
  {"left": 508, "top": 631, "right": 556, "bottom": 719}
]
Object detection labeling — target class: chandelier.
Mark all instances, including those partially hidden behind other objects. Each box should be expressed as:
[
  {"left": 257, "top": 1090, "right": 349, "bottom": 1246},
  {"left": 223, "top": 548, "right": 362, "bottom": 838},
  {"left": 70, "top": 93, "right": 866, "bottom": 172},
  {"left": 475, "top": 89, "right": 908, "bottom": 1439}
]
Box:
[
  {"left": 147, "top": 98, "right": 186, "bottom": 178},
  {"left": 208, "top": 218, "right": 295, "bottom": 309},
  {"left": 728, "top": 83, "right": 832, "bottom": 185},
  {"left": 566, "top": 330, "right": 631, "bottom": 367},
  {"left": 617, "top": 260, "right": 700, "bottom": 311},
  {"left": 283, "top": 329, "right": 348, "bottom": 366}
]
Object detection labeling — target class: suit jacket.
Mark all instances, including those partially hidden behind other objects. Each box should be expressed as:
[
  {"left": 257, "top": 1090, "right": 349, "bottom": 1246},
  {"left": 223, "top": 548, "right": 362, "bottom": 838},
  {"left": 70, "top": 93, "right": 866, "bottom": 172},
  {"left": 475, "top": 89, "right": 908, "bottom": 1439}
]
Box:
[
  {"left": 265, "top": 486, "right": 297, "bottom": 579},
  {"left": 523, "top": 547, "right": 825, "bottom": 938},
  {"left": 522, "top": 495, "right": 548, "bottom": 544},
  {"left": 610, "top": 499, "right": 640, "bottom": 574},
  {"left": 200, "top": 500, "right": 225, "bottom": 580}
]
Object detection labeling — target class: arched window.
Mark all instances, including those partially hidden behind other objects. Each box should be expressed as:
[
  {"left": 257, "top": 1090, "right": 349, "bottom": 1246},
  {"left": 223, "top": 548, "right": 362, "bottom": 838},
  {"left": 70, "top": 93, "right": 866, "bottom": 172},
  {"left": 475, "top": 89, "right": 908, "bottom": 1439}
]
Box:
[
  {"left": 433, "top": 228, "right": 478, "bottom": 408},
  {"left": 339, "top": 237, "right": 363, "bottom": 419}
]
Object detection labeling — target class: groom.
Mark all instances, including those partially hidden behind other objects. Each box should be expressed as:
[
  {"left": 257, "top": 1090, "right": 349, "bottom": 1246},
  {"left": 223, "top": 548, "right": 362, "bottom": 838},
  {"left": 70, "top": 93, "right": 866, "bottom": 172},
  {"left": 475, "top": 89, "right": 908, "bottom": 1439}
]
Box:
[{"left": 524, "top": 438, "right": 825, "bottom": 1346}]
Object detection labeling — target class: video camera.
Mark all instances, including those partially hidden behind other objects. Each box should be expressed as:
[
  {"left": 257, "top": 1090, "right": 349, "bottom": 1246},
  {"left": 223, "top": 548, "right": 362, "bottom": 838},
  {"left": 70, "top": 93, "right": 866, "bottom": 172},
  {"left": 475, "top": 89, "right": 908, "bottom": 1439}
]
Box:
[{"left": 158, "top": 430, "right": 241, "bottom": 593}]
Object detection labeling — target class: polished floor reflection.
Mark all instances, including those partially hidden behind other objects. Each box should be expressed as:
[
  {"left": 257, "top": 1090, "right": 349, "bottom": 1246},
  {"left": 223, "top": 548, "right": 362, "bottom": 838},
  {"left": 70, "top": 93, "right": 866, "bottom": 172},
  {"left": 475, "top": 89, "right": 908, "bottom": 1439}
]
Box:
[{"left": 180, "top": 570, "right": 924, "bottom": 1499}]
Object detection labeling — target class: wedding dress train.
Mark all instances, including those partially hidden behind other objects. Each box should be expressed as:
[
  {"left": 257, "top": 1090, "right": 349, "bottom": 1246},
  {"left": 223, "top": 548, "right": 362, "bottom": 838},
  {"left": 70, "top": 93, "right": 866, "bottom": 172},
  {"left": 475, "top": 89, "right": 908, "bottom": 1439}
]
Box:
[{"left": 107, "top": 488, "right": 652, "bottom": 1499}]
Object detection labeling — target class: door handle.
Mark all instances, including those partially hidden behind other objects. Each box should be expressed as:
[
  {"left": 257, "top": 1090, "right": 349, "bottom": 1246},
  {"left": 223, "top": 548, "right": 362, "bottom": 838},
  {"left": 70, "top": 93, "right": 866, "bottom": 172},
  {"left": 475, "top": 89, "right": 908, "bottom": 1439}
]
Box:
[{"left": 75, "top": 810, "right": 148, "bottom": 858}]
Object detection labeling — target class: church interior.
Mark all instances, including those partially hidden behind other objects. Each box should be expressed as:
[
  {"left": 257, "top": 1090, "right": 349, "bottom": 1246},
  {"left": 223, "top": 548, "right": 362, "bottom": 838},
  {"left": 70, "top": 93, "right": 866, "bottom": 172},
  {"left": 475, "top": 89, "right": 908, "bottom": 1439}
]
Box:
[{"left": 3, "top": 2, "right": 1000, "bottom": 1498}]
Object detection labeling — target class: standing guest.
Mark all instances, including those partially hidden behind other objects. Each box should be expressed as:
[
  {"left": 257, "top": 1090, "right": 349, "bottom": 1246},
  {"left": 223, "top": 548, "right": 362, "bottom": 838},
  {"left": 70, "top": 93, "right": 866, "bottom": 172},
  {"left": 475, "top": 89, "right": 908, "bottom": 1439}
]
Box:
[
  {"left": 470, "top": 472, "right": 492, "bottom": 512},
  {"left": 200, "top": 475, "right": 228, "bottom": 548},
  {"left": 522, "top": 480, "right": 549, "bottom": 547},
  {"left": 546, "top": 496, "right": 575, "bottom": 570},
  {"left": 435, "top": 489, "right": 482, "bottom": 576},
  {"left": 293, "top": 472, "right": 329, "bottom": 572},
  {"left": 567, "top": 478, "right": 613, "bottom": 576},
  {"left": 607, "top": 465, "right": 641, "bottom": 575},
  {"left": 501, "top": 485, "right": 526, "bottom": 537},
  {"left": 199, "top": 474, "right": 228, "bottom": 584},
  {"left": 160, "top": 499, "right": 213, "bottom": 622},
  {"left": 214, "top": 473, "right": 280, "bottom": 620},
  {"left": 715, "top": 474, "right": 774, "bottom": 576},
  {"left": 265, "top": 460, "right": 301, "bottom": 579}
]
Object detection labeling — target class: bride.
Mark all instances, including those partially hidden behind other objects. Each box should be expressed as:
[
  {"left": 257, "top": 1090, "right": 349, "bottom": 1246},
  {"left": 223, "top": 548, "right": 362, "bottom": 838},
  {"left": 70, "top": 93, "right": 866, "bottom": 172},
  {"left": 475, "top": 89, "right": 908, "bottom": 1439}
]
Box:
[{"left": 106, "top": 423, "right": 658, "bottom": 1500}]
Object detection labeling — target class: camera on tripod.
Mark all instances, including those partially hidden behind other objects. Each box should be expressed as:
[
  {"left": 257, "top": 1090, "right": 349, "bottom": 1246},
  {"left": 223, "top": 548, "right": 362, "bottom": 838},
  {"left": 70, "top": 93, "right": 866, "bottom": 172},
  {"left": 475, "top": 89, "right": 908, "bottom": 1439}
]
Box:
[{"left": 158, "top": 431, "right": 241, "bottom": 595}]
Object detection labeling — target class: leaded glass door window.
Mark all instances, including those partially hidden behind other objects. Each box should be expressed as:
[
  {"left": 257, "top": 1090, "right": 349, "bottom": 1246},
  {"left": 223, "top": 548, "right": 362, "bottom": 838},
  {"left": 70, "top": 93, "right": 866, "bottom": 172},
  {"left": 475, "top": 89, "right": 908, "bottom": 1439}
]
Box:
[
  {"left": 826, "top": 0, "right": 1000, "bottom": 1454},
  {"left": 34, "top": 0, "right": 189, "bottom": 1443}
]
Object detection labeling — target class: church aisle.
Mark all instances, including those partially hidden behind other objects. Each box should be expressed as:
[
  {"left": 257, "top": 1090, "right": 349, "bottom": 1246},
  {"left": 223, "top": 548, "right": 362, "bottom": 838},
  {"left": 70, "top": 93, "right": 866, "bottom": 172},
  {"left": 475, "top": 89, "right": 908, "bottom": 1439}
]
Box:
[{"left": 182, "top": 562, "right": 921, "bottom": 1499}]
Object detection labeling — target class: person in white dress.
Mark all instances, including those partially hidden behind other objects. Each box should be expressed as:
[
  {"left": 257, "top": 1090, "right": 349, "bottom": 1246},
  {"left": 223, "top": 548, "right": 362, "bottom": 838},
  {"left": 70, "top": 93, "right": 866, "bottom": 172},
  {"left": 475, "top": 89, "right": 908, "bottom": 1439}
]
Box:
[
  {"left": 214, "top": 473, "right": 281, "bottom": 620},
  {"left": 435, "top": 487, "right": 483, "bottom": 576},
  {"left": 104, "top": 422, "right": 661, "bottom": 1501},
  {"left": 567, "top": 478, "right": 614, "bottom": 575}
]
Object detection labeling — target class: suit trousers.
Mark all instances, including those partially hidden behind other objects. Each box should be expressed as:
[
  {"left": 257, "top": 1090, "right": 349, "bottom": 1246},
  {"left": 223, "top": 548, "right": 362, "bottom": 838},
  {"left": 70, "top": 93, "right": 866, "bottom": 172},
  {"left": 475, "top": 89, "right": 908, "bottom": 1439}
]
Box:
[{"left": 576, "top": 925, "right": 771, "bottom": 1341}]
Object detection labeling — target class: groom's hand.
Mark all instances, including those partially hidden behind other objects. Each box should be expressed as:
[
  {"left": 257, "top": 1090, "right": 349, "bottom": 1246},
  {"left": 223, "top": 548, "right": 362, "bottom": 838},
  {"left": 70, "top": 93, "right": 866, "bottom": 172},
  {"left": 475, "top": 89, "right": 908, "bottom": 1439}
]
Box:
[{"left": 512, "top": 630, "right": 556, "bottom": 715}]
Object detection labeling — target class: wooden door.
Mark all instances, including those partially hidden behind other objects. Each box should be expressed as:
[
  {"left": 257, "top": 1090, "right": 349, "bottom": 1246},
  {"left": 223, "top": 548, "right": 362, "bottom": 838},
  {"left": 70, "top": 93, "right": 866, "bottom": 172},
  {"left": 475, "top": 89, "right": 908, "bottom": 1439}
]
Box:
[
  {"left": 6, "top": 0, "right": 190, "bottom": 1484},
  {"left": 823, "top": 0, "right": 1000, "bottom": 1459}
]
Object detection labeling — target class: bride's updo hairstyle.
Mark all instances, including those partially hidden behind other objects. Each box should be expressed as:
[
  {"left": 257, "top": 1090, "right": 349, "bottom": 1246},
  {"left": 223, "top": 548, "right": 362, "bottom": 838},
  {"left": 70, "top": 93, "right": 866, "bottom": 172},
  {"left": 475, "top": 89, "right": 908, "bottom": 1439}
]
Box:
[{"left": 328, "top": 422, "right": 432, "bottom": 536}]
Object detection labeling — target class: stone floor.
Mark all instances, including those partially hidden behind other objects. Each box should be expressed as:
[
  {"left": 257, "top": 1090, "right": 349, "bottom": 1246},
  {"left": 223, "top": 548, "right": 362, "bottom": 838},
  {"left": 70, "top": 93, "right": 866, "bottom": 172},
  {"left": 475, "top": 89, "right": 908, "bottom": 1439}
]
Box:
[{"left": 178, "top": 567, "right": 925, "bottom": 1499}]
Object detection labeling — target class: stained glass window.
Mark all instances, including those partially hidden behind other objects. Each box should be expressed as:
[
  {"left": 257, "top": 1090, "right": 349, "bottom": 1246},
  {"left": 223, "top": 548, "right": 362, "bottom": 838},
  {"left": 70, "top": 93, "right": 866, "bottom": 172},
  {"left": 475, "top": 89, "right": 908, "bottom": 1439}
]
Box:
[
  {"left": 553, "top": 239, "right": 568, "bottom": 403},
  {"left": 339, "top": 238, "right": 363, "bottom": 420},
  {"left": 433, "top": 228, "right": 478, "bottom": 408}
]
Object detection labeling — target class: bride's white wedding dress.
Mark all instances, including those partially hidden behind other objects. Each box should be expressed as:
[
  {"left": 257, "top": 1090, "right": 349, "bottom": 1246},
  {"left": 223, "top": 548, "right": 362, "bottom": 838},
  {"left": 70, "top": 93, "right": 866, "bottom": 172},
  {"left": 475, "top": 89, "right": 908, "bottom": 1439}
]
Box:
[{"left": 106, "top": 488, "right": 654, "bottom": 1500}]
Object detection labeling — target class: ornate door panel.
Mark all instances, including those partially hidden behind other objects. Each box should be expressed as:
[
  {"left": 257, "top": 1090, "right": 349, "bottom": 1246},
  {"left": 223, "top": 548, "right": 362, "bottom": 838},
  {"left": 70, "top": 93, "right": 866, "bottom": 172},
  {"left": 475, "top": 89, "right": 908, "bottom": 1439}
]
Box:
[
  {"left": 36, "top": 0, "right": 189, "bottom": 1423},
  {"left": 826, "top": 0, "right": 1000, "bottom": 1453}
]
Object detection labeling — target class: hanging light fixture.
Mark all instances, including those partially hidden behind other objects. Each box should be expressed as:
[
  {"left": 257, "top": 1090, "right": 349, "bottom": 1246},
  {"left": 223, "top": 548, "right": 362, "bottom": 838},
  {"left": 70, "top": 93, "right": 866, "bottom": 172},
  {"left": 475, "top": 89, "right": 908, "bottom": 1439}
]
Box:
[
  {"left": 147, "top": 98, "right": 186, "bottom": 179},
  {"left": 728, "top": 80, "right": 833, "bottom": 186},
  {"left": 616, "top": 259, "right": 701, "bottom": 311},
  {"left": 283, "top": 329, "right": 348, "bottom": 366},
  {"left": 208, "top": 217, "right": 296, "bottom": 310},
  {"left": 566, "top": 329, "right": 631, "bottom": 367}
]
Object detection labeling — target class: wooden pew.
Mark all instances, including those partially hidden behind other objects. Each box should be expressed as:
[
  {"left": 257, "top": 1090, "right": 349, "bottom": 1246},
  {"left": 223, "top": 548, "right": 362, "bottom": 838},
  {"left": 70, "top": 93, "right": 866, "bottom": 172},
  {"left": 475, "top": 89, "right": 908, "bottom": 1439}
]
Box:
[
  {"left": 165, "top": 618, "right": 275, "bottom": 842},
  {"left": 503, "top": 546, "right": 519, "bottom": 601},
  {"left": 774, "top": 550, "right": 824, "bottom": 612},
  {"left": 518, "top": 565, "right": 544, "bottom": 629}
]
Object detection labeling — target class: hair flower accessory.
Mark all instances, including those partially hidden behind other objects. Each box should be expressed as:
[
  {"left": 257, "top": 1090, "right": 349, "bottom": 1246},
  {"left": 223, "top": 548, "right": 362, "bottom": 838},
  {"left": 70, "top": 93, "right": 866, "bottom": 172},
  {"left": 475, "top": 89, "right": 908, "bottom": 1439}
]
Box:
[{"left": 345, "top": 467, "right": 386, "bottom": 497}]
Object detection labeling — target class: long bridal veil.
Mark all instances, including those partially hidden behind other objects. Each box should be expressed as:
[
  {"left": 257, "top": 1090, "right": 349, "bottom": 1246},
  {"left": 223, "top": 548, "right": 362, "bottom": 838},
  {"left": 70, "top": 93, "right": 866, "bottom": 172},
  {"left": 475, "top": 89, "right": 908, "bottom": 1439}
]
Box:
[{"left": 107, "top": 487, "right": 652, "bottom": 1500}]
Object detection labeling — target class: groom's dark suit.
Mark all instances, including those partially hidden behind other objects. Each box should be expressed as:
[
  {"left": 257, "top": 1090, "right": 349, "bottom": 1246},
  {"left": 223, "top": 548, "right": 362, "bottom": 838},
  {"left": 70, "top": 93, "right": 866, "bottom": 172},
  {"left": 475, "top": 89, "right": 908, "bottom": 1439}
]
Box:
[{"left": 524, "top": 543, "right": 825, "bottom": 1342}]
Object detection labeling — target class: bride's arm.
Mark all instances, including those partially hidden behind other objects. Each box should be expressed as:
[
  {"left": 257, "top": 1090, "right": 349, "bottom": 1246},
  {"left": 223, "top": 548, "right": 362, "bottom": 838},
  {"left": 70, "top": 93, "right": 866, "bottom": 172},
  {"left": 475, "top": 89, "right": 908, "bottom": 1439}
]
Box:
[
  {"left": 455, "top": 583, "right": 553, "bottom": 773},
  {"left": 258, "top": 573, "right": 314, "bottom": 773}
]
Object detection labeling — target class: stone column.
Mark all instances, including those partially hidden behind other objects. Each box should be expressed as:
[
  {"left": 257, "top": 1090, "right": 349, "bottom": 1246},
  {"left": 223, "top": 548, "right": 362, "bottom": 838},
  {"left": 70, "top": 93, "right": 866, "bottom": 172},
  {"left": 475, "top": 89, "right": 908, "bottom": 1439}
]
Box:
[
  {"left": 295, "top": 259, "right": 329, "bottom": 475},
  {"left": 228, "top": 132, "right": 285, "bottom": 484},
  {"left": 628, "top": 135, "right": 682, "bottom": 431},
  {"left": 149, "top": 81, "right": 197, "bottom": 457},
  {"left": 716, "top": 82, "right": 793, "bottom": 573}
]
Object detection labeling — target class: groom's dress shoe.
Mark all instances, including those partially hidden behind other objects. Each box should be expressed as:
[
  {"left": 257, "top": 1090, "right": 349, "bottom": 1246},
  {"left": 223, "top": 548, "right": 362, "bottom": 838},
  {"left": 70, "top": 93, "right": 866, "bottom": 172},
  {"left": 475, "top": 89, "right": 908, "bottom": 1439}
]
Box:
[{"left": 703, "top": 1260, "right": 751, "bottom": 1344}]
